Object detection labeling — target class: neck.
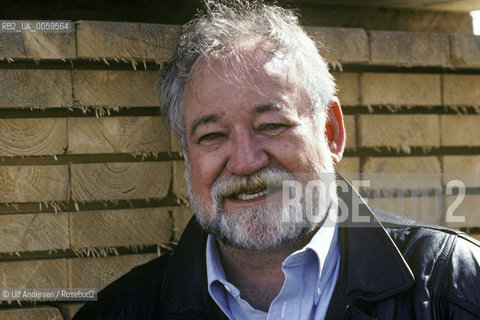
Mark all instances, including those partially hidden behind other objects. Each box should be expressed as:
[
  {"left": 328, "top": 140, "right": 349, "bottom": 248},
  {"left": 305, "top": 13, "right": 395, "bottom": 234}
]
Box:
[{"left": 216, "top": 234, "right": 314, "bottom": 311}]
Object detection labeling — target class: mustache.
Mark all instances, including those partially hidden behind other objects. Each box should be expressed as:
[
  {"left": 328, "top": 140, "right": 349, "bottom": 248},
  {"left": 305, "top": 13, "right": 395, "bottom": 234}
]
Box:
[{"left": 211, "top": 168, "right": 296, "bottom": 202}]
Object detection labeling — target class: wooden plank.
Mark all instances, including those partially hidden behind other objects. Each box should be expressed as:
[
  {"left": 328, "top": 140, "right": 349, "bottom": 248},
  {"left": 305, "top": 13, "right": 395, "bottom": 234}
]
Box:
[
  {"left": 334, "top": 72, "right": 360, "bottom": 106},
  {"left": 442, "top": 156, "right": 480, "bottom": 188},
  {"left": 361, "top": 156, "right": 442, "bottom": 191},
  {"left": 370, "top": 31, "right": 450, "bottom": 67},
  {"left": 343, "top": 115, "right": 356, "bottom": 150},
  {"left": 70, "top": 162, "right": 171, "bottom": 201},
  {"left": 172, "top": 161, "right": 188, "bottom": 200},
  {"left": 56, "top": 303, "right": 84, "bottom": 320},
  {"left": 443, "top": 75, "right": 480, "bottom": 107},
  {"left": 0, "top": 118, "right": 67, "bottom": 156},
  {"left": 0, "top": 259, "right": 67, "bottom": 288},
  {"left": 445, "top": 194, "right": 480, "bottom": 229},
  {"left": 0, "top": 27, "right": 75, "bottom": 60},
  {"left": 69, "top": 208, "right": 171, "bottom": 249},
  {"left": 23, "top": 29, "right": 76, "bottom": 60},
  {"left": 0, "top": 70, "right": 72, "bottom": 108},
  {"left": 358, "top": 115, "right": 440, "bottom": 149},
  {"left": 72, "top": 70, "right": 159, "bottom": 107},
  {"left": 335, "top": 157, "right": 360, "bottom": 173},
  {"left": 450, "top": 34, "right": 480, "bottom": 68},
  {"left": 368, "top": 196, "right": 442, "bottom": 225},
  {"left": 361, "top": 73, "right": 441, "bottom": 106},
  {"left": 305, "top": 27, "right": 369, "bottom": 65},
  {"left": 68, "top": 254, "right": 157, "bottom": 291},
  {"left": 441, "top": 115, "right": 480, "bottom": 146},
  {"left": 68, "top": 117, "right": 169, "bottom": 154},
  {"left": 0, "top": 307, "right": 63, "bottom": 320},
  {"left": 335, "top": 157, "right": 360, "bottom": 185},
  {"left": 0, "top": 212, "right": 68, "bottom": 254},
  {"left": 172, "top": 207, "right": 194, "bottom": 242},
  {"left": 0, "top": 33, "right": 25, "bottom": 60},
  {"left": 139, "top": 23, "right": 181, "bottom": 62},
  {"left": 76, "top": 21, "right": 180, "bottom": 62},
  {"left": 170, "top": 130, "right": 182, "bottom": 153},
  {"left": 0, "top": 166, "right": 69, "bottom": 203}
]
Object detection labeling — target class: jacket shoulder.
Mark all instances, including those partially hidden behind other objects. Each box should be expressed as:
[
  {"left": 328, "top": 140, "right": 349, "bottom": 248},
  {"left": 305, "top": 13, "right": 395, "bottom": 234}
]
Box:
[
  {"left": 373, "top": 209, "right": 480, "bottom": 317},
  {"left": 73, "top": 253, "right": 171, "bottom": 320}
]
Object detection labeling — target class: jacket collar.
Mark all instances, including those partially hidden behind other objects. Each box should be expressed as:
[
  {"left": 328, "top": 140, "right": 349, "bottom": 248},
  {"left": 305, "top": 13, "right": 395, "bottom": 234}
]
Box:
[
  {"left": 160, "top": 175, "right": 415, "bottom": 317},
  {"left": 335, "top": 175, "right": 415, "bottom": 302}
]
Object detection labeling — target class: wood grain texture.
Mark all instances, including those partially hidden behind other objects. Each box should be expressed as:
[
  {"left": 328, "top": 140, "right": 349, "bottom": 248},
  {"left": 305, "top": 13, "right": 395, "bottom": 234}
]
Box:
[
  {"left": 443, "top": 75, "right": 480, "bottom": 107},
  {"left": 0, "top": 70, "right": 72, "bottom": 108},
  {"left": 140, "top": 23, "right": 181, "bottom": 62},
  {"left": 76, "top": 21, "right": 180, "bottom": 62},
  {"left": 362, "top": 156, "right": 442, "bottom": 190},
  {"left": 0, "top": 166, "right": 69, "bottom": 203},
  {"left": 69, "top": 208, "right": 171, "bottom": 248},
  {"left": 450, "top": 33, "right": 480, "bottom": 68},
  {"left": 343, "top": 115, "right": 356, "bottom": 149},
  {"left": 68, "top": 117, "right": 169, "bottom": 154},
  {"left": 334, "top": 72, "right": 360, "bottom": 106},
  {"left": 442, "top": 155, "right": 480, "bottom": 188},
  {"left": 0, "top": 259, "right": 67, "bottom": 288},
  {"left": 0, "top": 33, "right": 25, "bottom": 60},
  {"left": 68, "top": 253, "right": 156, "bottom": 290},
  {"left": 335, "top": 157, "right": 360, "bottom": 173},
  {"left": 0, "top": 27, "right": 75, "bottom": 60},
  {"left": 305, "top": 27, "right": 369, "bottom": 65},
  {"left": 370, "top": 31, "right": 450, "bottom": 67},
  {"left": 70, "top": 162, "right": 171, "bottom": 201},
  {"left": 172, "top": 207, "right": 193, "bottom": 242},
  {"left": 0, "top": 212, "right": 68, "bottom": 254},
  {"left": 440, "top": 115, "right": 480, "bottom": 146},
  {"left": 172, "top": 161, "right": 188, "bottom": 200},
  {"left": 358, "top": 115, "right": 440, "bottom": 149},
  {"left": 0, "top": 307, "right": 63, "bottom": 320},
  {"left": 369, "top": 196, "right": 443, "bottom": 225},
  {"left": 445, "top": 195, "right": 480, "bottom": 229},
  {"left": 23, "top": 30, "right": 75, "bottom": 60},
  {"left": 361, "top": 73, "right": 441, "bottom": 106},
  {"left": 73, "top": 70, "right": 159, "bottom": 107},
  {"left": 0, "top": 118, "right": 67, "bottom": 156},
  {"left": 335, "top": 157, "right": 360, "bottom": 184}
]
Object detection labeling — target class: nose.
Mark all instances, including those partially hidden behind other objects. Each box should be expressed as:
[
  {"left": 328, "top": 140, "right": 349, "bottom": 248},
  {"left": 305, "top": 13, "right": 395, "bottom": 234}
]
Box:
[{"left": 226, "top": 129, "right": 269, "bottom": 175}]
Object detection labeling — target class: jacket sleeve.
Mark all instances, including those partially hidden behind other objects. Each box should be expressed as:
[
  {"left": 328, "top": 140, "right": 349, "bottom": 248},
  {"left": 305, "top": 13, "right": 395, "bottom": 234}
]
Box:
[
  {"left": 440, "top": 235, "right": 480, "bottom": 319},
  {"left": 72, "top": 254, "right": 170, "bottom": 320}
]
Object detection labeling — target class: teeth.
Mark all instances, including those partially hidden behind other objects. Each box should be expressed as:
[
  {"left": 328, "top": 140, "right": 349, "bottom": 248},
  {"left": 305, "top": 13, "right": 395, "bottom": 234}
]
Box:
[{"left": 236, "top": 189, "right": 268, "bottom": 200}]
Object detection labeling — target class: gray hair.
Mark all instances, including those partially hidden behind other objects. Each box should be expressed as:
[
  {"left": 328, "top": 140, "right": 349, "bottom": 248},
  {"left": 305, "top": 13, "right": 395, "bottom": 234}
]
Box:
[{"left": 159, "top": 0, "right": 336, "bottom": 146}]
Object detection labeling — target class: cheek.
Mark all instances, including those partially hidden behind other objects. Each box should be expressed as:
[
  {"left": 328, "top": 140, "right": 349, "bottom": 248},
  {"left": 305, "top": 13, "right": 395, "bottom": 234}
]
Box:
[{"left": 187, "top": 149, "right": 226, "bottom": 195}]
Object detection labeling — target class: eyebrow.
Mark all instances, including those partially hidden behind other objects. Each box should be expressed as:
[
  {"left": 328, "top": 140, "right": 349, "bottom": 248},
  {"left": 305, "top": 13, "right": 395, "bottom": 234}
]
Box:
[
  {"left": 252, "top": 103, "right": 286, "bottom": 114},
  {"left": 189, "top": 114, "right": 222, "bottom": 138}
]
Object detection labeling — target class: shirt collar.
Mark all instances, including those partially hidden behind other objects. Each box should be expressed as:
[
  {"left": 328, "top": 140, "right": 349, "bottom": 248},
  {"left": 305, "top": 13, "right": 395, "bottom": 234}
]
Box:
[{"left": 206, "top": 204, "right": 339, "bottom": 303}]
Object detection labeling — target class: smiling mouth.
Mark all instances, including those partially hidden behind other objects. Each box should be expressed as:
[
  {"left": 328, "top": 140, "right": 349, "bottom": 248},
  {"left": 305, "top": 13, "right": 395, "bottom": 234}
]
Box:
[
  {"left": 235, "top": 188, "right": 268, "bottom": 200},
  {"left": 229, "top": 185, "right": 283, "bottom": 201}
]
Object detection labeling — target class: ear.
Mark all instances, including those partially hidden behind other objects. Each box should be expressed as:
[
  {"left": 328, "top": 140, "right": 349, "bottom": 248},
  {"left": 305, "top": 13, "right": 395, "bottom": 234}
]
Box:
[{"left": 325, "top": 98, "right": 345, "bottom": 164}]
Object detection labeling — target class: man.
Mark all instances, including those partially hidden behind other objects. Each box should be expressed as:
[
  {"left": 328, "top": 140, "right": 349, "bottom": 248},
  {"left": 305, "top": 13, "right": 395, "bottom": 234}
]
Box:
[{"left": 74, "top": 1, "right": 480, "bottom": 319}]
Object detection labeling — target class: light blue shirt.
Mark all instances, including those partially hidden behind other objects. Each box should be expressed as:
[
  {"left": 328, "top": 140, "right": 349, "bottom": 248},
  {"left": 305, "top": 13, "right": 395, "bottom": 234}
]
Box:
[{"left": 206, "top": 208, "right": 340, "bottom": 320}]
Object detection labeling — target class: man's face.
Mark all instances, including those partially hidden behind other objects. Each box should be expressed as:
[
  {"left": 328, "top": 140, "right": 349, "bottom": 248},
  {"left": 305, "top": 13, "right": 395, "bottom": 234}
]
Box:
[{"left": 183, "top": 49, "right": 337, "bottom": 250}]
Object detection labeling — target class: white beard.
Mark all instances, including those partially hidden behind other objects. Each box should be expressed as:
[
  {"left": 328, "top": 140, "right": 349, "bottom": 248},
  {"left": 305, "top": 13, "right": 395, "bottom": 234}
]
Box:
[{"left": 184, "top": 145, "right": 336, "bottom": 251}]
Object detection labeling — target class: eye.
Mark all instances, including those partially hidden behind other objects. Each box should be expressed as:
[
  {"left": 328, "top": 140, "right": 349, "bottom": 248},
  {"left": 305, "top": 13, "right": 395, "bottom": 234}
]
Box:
[
  {"left": 257, "top": 123, "right": 288, "bottom": 134},
  {"left": 197, "top": 132, "right": 227, "bottom": 144}
]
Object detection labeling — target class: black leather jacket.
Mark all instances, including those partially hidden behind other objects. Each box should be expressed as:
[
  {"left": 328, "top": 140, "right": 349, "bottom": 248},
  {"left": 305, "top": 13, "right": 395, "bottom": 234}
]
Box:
[{"left": 74, "top": 183, "right": 480, "bottom": 319}]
